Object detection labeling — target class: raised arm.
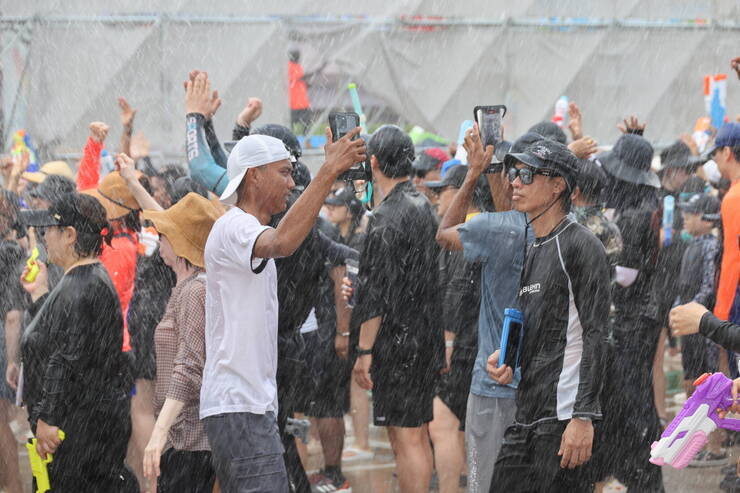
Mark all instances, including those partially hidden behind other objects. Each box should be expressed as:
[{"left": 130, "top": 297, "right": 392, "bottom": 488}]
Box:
[
  {"left": 436, "top": 124, "right": 493, "bottom": 251},
  {"left": 76, "top": 122, "right": 108, "bottom": 191},
  {"left": 116, "top": 153, "right": 162, "bottom": 212},
  {"left": 118, "top": 97, "right": 136, "bottom": 157},
  {"left": 253, "top": 127, "right": 366, "bottom": 259}
]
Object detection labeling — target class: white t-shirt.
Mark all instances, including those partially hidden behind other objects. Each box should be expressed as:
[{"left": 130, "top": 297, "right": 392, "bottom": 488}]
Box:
[{"left": 200, "top": 207, "right": 279, "bottom": 418}]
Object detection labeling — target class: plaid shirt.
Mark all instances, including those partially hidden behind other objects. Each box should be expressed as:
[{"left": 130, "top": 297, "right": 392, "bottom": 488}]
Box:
[{"left": 153, "top": 272, "right": 209, "bottom": 451}]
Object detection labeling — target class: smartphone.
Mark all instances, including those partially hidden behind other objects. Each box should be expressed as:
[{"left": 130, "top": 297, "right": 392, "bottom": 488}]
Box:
[
  {"left": 499, "top": 308, "right": 524, "bottom": 369},
  {"left": 474, "top": 105, "right": 507, "bottom": 172},
  {"left": 345, "top": 257, "right": 360, "bottom": 308},
  {"left": 329, "top": 112, "right": 371, "bottom": 181}
]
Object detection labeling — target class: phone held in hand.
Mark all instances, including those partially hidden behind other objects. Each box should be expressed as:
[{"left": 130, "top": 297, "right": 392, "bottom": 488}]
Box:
[
  {"left": 499, "top": 308, "right": 524, "bottom": 369},
  {"left": 329, "top": 112, "right": 372, "bottom": 182},
  {"left": 345, "top": 257, "right": 360, "bottom": 309},
  {"left": 474, "top": 105, "right": 507, "bottom": 173}
]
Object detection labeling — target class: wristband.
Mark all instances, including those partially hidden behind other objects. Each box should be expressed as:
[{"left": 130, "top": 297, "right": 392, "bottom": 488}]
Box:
[
  {"left": 337, "top": 332, "right": 350, "bottom": 337},
  {"left": 356, "top": 346, "right": 373, "bottom": 356},
  {"left": 445, "top": 340, "right": 454, "bottom": 348}
]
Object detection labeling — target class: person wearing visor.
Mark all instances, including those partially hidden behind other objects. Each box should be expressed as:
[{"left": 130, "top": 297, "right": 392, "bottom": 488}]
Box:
[
  {"left": 487, "top": 139, "right": 610, "bottom": 492},
  {"left": 20, "top": 193, "right": 137, "bottom": 491},
  {"left": 200, "top": 122, "right": 364, "bottom": 492},
  {"left": 592, "top": 133, "right": 664, "bottom": 492}
]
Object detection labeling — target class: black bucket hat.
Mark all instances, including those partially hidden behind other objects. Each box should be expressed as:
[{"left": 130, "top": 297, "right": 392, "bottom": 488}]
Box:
[{"left": 598, "top": 134, "right": 660, "bottom": 188}]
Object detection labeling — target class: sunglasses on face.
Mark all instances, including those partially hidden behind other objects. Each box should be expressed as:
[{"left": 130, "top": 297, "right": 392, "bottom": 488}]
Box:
[{"left": 507, "top": 166, "right": 560, "bottom": 185}]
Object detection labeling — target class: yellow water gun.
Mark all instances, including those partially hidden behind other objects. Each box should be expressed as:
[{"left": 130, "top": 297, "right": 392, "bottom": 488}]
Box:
[
  {"left": 26, "top": 429, "right": 65, "bottom": 493},
  {"left": 24, "top": 247, "right": 40, "bottom": 283}
]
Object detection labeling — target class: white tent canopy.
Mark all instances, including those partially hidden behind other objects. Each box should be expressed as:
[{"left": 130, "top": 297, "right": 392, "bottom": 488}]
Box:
[{"left": 2, "top": 0, "right": 739, "bottom": 160}]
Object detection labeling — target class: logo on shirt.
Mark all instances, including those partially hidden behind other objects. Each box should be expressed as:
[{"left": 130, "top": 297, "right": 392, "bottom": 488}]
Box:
[{"left": 519, "top": 283, "right": 541, "bottom": 296}]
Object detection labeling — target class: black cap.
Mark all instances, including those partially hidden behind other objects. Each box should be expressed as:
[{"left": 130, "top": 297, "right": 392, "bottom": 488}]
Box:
[
  {"left": 324, "top": 187, "right": 363, "bottom": 217},
  {"left": 678, "top": 193, "right": 721, "bottom": 221},
  {"left": 598, "top": 134, "right": 660, "bottom": 188},
  {"left": 424, "top": 164, "right": 468, "bottom": 189},
  {"left": 527, "top": 122, "right": 567, "bottom": 144},
  {"left": 510, "top": 132, "right": 544, "bottom": 154},
  {"left": 504, "top": 139, "right": 579, "bottom": 189},
  {"left": 22, "top": 193, "right": 107, "bottom": 235}
]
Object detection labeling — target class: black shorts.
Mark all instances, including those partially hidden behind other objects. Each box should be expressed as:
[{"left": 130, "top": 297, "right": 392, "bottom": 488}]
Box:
[
  {"left": 681, "top": 334, "right": 718, "bottom": 381},
  {"left": 157, "top": 449, "right": 215, "bottom": 493},
  {"left": 489, "top": 421, "right": 594, "bottom": 493},
  {"left": 372, "top": 359, "right": 437, "bottom": 428},
  {"left": 305, "top": 329, "right": 351, "bottom": 419},
  {"left": 436, "top": 346, "right": 476, "bottom": 428}
]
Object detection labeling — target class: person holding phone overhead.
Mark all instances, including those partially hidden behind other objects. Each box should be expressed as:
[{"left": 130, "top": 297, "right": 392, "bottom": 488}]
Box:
[{"left": 486, "top": 140, "right": 610, "bottom": 493}]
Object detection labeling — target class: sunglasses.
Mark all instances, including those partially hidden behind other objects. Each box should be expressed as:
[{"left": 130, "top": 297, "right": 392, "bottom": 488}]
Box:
[{"left": 507, "top": 166, "right": 560, "bottom": 185}]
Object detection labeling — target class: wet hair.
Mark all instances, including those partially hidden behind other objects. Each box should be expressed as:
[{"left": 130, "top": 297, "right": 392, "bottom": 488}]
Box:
[
  {"left": 732, "top": 144, "right": 740, "bottom": 163},
  {"left": 171, "top": 177, "right": 209, "bottom": 204},
  {"left": 155, "top": 164, "right": 187, "bottom": 201},
  {"left": 28, "top": 175, "right": 76, "bottom": 204},
  {"left": 527, "top": 122, "right": 567, "bottom": 145},
  {"left": 0, "top": 190, "right": 23, "bottom": 237},
  {"left": 65, "top": 194, "right": 113, "bottom": 258},
  {"left": 368, "top": 125, "right": 415, "bottom": 179}
]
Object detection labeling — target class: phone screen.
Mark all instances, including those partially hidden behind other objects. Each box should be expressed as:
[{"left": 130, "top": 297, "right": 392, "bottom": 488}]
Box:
[
  {"left": 345, "top": 258, "right": 360, "bottom": 308},
  {"left": 503, "top": 320, "right": 522, "bottom": 368},
  {"left": 476, "top": 107, "right": 503, "bottom": 149},
  {"left": 331, "top": 112, "right": 360, "bottom": 141}
]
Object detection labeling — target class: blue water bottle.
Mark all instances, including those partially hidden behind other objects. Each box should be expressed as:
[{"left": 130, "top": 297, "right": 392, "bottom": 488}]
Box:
[
  {"left": 663, "top": 195, "right": 674, "bottom": 247},
  {"left": 499, "top": 308, "right": 524, "bottom": 368}
]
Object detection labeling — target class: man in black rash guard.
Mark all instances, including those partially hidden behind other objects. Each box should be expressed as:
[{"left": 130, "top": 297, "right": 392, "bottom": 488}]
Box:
[{"left": 487, "top": 140, "right": 610, "bottom": 493}]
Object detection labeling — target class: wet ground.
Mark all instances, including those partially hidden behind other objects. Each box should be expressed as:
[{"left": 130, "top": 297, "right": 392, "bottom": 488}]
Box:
[{"left": 4, "top": 349, "right": 736, "bottom": 492}]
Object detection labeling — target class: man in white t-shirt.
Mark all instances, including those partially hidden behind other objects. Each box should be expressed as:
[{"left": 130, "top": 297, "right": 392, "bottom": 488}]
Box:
[{"left": 200, "top": 130, "right": 366, "bottom": 492}]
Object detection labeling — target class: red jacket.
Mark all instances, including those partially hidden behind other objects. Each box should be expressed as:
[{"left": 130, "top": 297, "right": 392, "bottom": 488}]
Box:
[{"left": 77, "top": 137, "right": 103, "bottom": 191}]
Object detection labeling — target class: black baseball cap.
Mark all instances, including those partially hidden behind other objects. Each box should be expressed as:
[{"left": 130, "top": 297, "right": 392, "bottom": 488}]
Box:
[
  {"left": 22, "top": 193, "right": 107, "bottom": 235},
  {"left": 424, "top": 164, "right": 469, "bottom": 190},
  {"left": 678, "top": 193, "right": 721, "bottom": 221},
  {"left": 504, "top": 139, "right": 579, "bottom": 189},
  {"left": 324, "top": 187, "right": 364, "bottom": 217}
]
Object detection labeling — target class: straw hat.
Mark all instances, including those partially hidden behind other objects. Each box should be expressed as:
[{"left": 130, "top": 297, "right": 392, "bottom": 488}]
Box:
[
  {"left": 141, "top": 193, "right": 223, "bottom": 268},
  {"left": 22, "top": 161, "right": 74, "bottom": 184},
  {"left": 82, "top": 171, "right": 141, "bottom": 219}
]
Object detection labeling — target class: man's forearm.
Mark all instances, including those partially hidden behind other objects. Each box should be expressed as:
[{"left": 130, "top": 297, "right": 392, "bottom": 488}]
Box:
[
  {"left": 439, "top": 175, "right": 479, "bottom": 232},
  {"left": 359, "top": 316, "right": 381, "bottom": 350},
  {"left": 5, "top": 310, "right": 21, "bottom": 364},
  {"left": 332, "top": 265, "right": 351, "bottom": 334},
  {"left": 120, "top": 125, "right": 133, "bottom": 157},
  {"left": 270, "top": 170, "right": 337, "bottom": 257},
  {"left": 486, "top": 172, "right": 511, "bottom": 212}
]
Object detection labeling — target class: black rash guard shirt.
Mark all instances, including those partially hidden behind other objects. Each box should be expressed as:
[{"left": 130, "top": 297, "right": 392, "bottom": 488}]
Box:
[{"left": 516, "top": 218, "right": 611, "bottom": 425}]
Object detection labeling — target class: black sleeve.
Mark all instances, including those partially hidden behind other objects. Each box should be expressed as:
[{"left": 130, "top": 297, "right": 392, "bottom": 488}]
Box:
[
  {"left": 355, "top": 224, "right": 396, "bottom": 323},
  {"left": 232, "top": 123, "right": 251, "bottom": 141},
  {"left": 567, "top": 233, "right": 612, "bottom": 418},
  {"left": 317, "top": 229, "right": 358, "bottom": 266},
  {"left": 616, "top": 209, "right": 654, "bottom": 270},
  {"left": 699, "top": 311, "right": 740, "bottom": 353},
  {"left": 204, "top": 118, "right": 228, "bottom": 169}
]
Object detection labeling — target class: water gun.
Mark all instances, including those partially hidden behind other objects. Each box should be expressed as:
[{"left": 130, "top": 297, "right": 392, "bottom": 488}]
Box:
[
  {"left": 347, "top": 83, "right": 367, "bottom": 133},
  {"left": 24, "top": 247, "right": 40, "bottom": 283},
  {"left": 11, "top": 130, "right": 39, "bottom": 173},
  {"left": 650, "top": 373, "right": 740, "bottom": 469},
  {"left": 704, "top": 74, "right": 727, "bottom": 130},
  {"left": 662, "top": 195, "right": 674, "bottom": 247},
  {"left": 551, "top": 95, "right": 568, "bottom": 128},
  {"left": 27, "top": 429, "right": 66, "bottom": 493}
]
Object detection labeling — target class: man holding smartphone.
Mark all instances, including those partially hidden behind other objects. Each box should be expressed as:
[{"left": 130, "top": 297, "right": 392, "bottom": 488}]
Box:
[
  {"left": 487, "top": 140, "right": 610, "bottom": 492},
  {"left": 351, "top": 125, "right": 444, "bottom": 493}
]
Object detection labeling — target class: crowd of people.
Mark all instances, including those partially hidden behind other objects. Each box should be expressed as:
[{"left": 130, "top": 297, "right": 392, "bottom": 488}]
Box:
[{"left": 0, "top": 56, "right": 739, "bottom": 493}]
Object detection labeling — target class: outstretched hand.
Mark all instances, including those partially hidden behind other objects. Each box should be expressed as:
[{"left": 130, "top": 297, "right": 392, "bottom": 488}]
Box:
[
  {"left": 115, "top": 153, "right": 137, "bottom": 182},
  {"left": 185, "top": 71, "right": 220, "bottom": 118},
  {"left": 568, "top": 136, "right": 598, "bottom": 159},
  {"left": 463, "top": 124, "right": 494, "bottom": 177},
  {"left": 617, "top": 115, "right": 646, "bottom": 136},
  {"left": 118, "top": 97, "right": 136, "bottom": 128},
  {"left": 567, "top": 102, "right": 583, "bottom": 140}
]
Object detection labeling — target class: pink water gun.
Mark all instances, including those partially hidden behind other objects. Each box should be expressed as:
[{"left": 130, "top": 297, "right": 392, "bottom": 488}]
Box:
[{"left": 650, "top": 373, "right": 740, "bottom": 469}]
